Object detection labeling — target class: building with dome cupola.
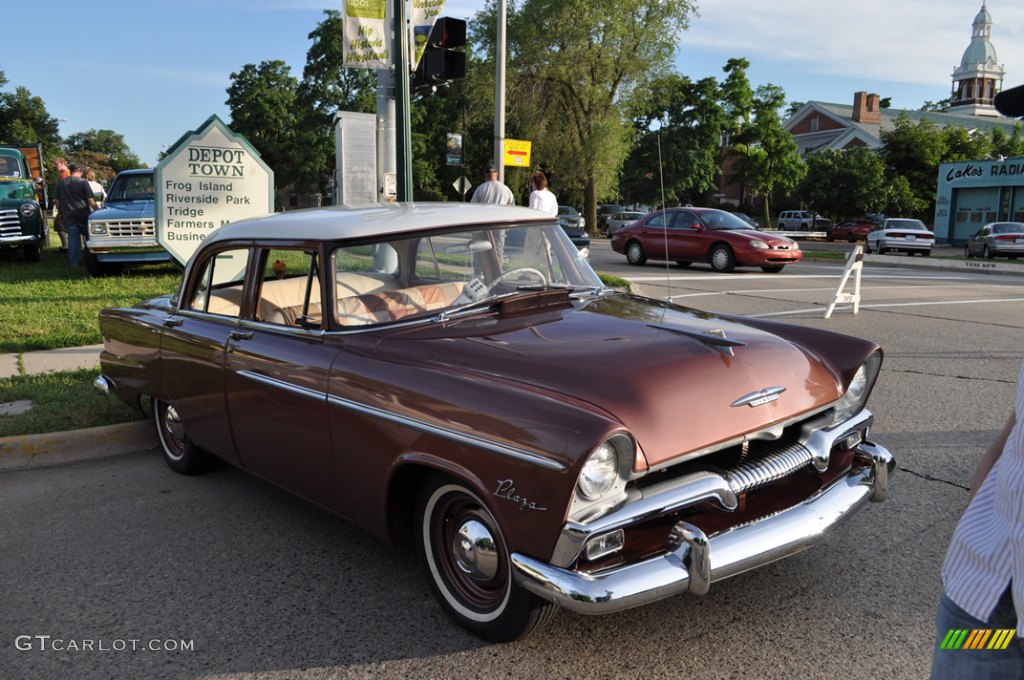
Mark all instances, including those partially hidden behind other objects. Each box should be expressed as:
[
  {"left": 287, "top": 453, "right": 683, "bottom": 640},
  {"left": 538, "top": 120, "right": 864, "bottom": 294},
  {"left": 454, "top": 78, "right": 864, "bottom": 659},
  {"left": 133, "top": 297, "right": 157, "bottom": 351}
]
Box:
[{"left": 948, "top": 2, "right": 1005, "bottom": 117}]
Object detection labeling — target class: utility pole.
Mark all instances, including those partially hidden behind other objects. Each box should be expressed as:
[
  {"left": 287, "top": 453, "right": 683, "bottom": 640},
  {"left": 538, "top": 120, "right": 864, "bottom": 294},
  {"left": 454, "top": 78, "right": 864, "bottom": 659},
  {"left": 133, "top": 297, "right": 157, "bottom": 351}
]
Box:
[
  {"left": 376, "top": 69, "right": 396, "bottom": 202},
  {"left": 393, "top": 0, "right": 413, "bottom": 201},
  {"left": 494, "top": 0, "right": 507, "bottom": 184}
]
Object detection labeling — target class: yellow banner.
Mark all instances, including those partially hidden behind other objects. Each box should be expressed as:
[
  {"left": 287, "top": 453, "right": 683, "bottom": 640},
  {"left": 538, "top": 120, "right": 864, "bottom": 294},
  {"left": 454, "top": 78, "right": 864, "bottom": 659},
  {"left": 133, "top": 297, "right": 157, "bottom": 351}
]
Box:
[{"left": 503, "top": 139, "right": 532, "bottom": 167}]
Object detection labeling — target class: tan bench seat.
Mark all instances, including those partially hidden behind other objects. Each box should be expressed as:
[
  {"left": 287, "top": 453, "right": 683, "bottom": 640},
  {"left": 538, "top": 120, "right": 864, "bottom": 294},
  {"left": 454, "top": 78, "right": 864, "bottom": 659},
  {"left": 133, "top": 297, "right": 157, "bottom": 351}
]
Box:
[{"left": 337, "top": 282, "right": 465, "bottom": 326}]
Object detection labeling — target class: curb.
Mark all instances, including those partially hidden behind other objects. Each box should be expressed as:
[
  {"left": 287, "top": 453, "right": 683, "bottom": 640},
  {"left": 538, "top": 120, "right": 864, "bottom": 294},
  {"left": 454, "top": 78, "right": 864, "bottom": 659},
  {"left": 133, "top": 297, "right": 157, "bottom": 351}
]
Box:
[{"left": 0, "top": 420, "right": 157, "bottom": 471}]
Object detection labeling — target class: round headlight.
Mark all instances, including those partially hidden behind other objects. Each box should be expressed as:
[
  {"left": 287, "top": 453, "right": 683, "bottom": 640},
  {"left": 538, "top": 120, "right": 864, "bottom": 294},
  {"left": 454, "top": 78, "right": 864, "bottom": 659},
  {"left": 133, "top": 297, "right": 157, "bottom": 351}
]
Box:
[
  {"left": 18, "top": 202, "right": 37, "bottom": 217},
  {"left": 578, "top": 442, "right": 618, "bottom": 500},
  {"left": 834, "top": 352, "right": 882, "bottom": 422},
  {"left": 749, "top": 239, "right": 769, "bottom": 250}
]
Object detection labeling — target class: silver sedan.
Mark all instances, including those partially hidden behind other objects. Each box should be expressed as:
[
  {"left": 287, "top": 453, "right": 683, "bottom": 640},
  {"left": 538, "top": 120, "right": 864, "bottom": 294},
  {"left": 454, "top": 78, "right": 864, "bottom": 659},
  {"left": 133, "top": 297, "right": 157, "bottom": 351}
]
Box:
[
  {"left": 964, "top": 221, "right": 1024, "bottom": 259},
  {"left": 603, "top": 210, "right": 646, "bottom": 237}
]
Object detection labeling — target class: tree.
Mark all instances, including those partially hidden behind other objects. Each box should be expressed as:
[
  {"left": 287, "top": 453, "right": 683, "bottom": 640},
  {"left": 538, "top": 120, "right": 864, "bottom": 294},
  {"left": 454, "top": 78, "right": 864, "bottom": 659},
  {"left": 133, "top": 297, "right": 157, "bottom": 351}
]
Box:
[
  {"left": 799, "top": 147, "right": 886, "bottom": 220},
  {"left": 295, "top": 10, "right": 376, "bottom": 195},
  {"left": 64, "top": 129, "right": 142, "bottom": 182},
  {"left": 0, "top": 73, "right": 63, "bottom": 185},
  {"left": 732, "top": 85, "right": 806, "bottom": 226},
  {"left": 226, "top": 60, "right": 299, "bottom": 207},
  {"left": 504, "top": 0, "right": 697, "bottom": 233}
]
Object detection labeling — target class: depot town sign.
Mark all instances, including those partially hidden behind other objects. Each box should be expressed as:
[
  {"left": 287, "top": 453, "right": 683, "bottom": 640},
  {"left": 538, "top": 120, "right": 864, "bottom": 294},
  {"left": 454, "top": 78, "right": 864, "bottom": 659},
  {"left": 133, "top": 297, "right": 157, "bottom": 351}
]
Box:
[{"left": 156, "top": 115, "right": 274, "bottom": 267}]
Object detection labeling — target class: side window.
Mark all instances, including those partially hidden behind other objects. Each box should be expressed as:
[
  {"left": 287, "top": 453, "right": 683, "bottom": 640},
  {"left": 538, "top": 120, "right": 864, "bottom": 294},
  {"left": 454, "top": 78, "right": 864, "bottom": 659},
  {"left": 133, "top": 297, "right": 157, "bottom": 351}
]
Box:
[
  {"left": 674, "top": 211, "right": 700, "bottom": 229},
  {"left": 647, "top": 212, "right": 670, "bottom": 228},
  {"left": 185, "top": 248, "right": 250, "bottom": 318},
  {"left": 255, "top": 248, "right": 322, "bottom": 328}
]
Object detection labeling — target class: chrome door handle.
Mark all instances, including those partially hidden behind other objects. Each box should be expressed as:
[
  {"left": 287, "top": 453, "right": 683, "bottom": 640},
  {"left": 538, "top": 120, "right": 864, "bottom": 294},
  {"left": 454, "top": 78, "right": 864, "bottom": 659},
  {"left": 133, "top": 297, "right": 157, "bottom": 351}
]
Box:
[
  {"left": 228, "top": 330, "right": 254, "bottom": 341},
  {"left": 163, "top": 316, "right": 183, "bottom": 328}
]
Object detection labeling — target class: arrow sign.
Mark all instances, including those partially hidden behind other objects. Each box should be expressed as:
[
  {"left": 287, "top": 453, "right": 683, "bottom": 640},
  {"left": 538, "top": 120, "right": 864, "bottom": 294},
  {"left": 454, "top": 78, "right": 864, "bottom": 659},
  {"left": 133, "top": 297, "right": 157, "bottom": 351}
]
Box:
[{"left": 503, "top": 139, "right": 532, "bottom": 167}]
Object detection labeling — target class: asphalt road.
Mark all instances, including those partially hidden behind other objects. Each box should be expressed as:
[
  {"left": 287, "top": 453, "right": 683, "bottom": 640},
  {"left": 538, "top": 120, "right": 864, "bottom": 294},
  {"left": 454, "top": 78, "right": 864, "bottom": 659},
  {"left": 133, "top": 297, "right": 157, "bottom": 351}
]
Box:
[{"left": 2, "top": 242, "right": 1022, "bottom": 679}]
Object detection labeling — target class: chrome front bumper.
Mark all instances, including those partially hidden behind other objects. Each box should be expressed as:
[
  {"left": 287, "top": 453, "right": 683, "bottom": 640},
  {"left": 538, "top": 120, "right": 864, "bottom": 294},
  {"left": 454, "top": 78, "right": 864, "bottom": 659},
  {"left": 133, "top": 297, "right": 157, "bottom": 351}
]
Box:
[{"left": 511, "top": 440, "right": 894, "bottom": 615}]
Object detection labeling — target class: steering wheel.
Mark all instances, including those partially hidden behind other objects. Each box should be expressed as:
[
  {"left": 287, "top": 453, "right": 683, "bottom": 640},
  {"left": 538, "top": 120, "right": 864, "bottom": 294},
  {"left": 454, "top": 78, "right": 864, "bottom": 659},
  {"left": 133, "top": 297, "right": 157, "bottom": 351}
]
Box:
[{"left": 486, "top": 267, "right": 547, "bottom": 293}]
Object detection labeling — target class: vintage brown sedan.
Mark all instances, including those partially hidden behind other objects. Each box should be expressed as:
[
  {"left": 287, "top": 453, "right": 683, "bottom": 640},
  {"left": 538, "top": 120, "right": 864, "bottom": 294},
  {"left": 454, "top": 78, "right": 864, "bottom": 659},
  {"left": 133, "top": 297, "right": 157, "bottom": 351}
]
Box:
[{"left": 96, "top": 203, "right": 893, "bottom": 642}]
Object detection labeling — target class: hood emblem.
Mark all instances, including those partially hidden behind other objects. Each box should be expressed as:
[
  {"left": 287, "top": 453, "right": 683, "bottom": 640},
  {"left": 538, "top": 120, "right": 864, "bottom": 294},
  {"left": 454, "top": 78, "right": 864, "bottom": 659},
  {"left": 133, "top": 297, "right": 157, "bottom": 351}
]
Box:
[{"left": 731, "top": 387, "right": 787, "bottom": 408}]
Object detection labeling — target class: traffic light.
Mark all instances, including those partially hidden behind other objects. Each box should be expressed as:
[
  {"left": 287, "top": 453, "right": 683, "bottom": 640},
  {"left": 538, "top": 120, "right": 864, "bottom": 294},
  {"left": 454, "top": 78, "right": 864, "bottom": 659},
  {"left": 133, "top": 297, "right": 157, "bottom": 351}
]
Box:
[{"left": 412, "top": 17, "right": 466, "bottom": 90}]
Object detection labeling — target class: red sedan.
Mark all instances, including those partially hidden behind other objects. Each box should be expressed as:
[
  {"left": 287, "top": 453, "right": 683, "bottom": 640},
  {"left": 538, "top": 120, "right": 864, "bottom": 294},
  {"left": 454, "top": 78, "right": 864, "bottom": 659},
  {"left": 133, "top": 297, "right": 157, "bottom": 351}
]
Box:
[
  {"left": 829, "top": 219, "right": 875, "bottom": 243},
  {"left": 611, "top": 207, "right": 802, "bottom": 273}
]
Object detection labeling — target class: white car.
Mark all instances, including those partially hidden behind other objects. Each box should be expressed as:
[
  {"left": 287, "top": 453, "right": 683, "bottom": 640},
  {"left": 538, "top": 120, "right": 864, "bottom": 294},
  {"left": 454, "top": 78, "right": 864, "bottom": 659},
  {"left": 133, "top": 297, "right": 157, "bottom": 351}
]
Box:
[
  {"left": 865, "top": 218, "right": 935, "bottom": 256},
  {"left": 777, "top": 210, "right": 832, "bottom": 231},
  {"left": 603, "top": 210, "right": 645, "bottom": 237}
]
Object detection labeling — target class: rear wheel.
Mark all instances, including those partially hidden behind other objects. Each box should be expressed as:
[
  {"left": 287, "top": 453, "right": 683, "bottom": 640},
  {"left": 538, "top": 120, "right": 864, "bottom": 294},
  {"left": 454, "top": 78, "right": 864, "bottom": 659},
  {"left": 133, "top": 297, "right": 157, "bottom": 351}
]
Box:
[
  {"left": 761, "top": 265, "right": 784, "bottom": 273},
  {"left": 964, "top": 245, "right": 972, "bottom": 258},
  {"left": 826, "top": 231, "right": 835, "bottom": 242},
  {"left": 153, "top": 399, "right": 215, "bottom": 475},
  {"left": 415, "top": 475, "right": 558, "bottom": 642},
  {"left": 708, "top": 244, "right": 735, "bottom": 273},
  {"left": 625, "top": 240, "right": 647, "bottom": 266},
  {"left": 847, "top": 234, "right": 858, "bottom": 243},
  {"left": 984, "top": 245, "right": 994, "bottom": 259}
]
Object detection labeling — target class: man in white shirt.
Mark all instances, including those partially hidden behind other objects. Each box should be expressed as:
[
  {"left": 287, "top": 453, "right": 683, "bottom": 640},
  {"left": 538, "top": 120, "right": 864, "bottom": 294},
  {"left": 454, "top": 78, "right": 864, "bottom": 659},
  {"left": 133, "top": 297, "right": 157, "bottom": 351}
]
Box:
[
  {"left": 931, "top": 358, "right": 1024, "bottom": 677},
  {"left": 470, "top": 166, "right": 514, "bottom": 205}
]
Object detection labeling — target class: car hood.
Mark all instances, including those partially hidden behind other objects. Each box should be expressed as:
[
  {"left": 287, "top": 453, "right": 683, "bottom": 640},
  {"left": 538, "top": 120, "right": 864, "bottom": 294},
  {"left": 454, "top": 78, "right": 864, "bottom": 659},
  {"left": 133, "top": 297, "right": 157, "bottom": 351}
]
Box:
[
  {"left": 372, "top": 293, "right": 844, "bottom": 468},
  {"left": 91, "top": 200, "right": 154, "bottom": 221}
]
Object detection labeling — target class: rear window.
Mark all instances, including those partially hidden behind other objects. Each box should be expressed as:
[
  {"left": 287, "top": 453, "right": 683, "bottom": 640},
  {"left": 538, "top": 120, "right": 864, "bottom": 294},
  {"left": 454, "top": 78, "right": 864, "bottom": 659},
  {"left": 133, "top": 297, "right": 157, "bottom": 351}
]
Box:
[{"left": 887, "top": 219, "right": 926, "bottom": 230}]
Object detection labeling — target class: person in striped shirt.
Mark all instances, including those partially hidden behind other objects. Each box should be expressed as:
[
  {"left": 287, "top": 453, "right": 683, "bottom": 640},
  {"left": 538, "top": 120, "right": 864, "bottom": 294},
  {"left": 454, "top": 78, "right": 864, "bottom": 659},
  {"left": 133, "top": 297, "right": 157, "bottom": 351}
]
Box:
[{"left": 932, "top": 359, "right": 1023, "bottom": 678}]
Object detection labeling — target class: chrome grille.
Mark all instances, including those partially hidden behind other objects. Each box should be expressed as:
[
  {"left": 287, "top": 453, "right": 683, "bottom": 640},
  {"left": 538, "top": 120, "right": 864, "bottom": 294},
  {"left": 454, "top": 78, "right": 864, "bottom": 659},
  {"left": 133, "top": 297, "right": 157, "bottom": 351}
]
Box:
[
  {"left": 97, "top": 219, "right": 156, "bottom": 238},
  {"left": 722, "top": 442, "right": 813, "bottom": 494},
  {"left": 0, "top": 209, "right": 20, "bottom": 236}
]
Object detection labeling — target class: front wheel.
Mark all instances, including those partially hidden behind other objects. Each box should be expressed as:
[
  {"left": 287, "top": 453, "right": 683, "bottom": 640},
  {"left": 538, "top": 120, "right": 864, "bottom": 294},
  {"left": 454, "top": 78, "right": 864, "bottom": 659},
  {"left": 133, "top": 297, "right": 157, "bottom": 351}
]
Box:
[
  {"left": 708, "top": 244, "right": 735, "bottom": 273},
  {"left": 24, "top": 242, "right": 43, "bottom": 263},
  {"left": 416, "top": 475, "right": 558, "bottom": 642},
  {"left": 153, "top": 399, "right": 215, "bottom": 475},
  {"left": 625, "top": 240, "right": 647, "bottom": 266},
  {"left": 964, "top": 245, "right": 972, "bottom": 258},
  {"left": 761, "top": 265, "right": 784, "bottom": 273}
]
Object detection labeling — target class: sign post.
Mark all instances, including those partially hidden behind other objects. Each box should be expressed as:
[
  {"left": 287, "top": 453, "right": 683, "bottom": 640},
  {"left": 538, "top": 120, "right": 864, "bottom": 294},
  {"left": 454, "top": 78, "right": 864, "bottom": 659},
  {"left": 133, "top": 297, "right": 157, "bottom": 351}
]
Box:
[
  {"left": 155, "top": 115, "right": 273, "bottom": 268},
  {"left": 824, "top": 245, "right": 864, "bottom": 319}
]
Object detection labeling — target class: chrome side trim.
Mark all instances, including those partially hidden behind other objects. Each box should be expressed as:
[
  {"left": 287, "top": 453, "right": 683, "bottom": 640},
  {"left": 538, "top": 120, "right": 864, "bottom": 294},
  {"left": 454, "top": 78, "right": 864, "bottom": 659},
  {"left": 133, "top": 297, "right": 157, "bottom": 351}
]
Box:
[
  {"left": 237, "top": 370, "right": 327, "bottom": 403},
  {"left": 325, "top": 394, "right": 567, "bottom": 473},
  {"left": 512, "top": 439, "right": 893, "bottom": 615},
  {"left": 235, "top": 370, "right": 565, "bottom": 471},
  {"left": 93, "top": 375, "right": 113, "bottom": 395}
]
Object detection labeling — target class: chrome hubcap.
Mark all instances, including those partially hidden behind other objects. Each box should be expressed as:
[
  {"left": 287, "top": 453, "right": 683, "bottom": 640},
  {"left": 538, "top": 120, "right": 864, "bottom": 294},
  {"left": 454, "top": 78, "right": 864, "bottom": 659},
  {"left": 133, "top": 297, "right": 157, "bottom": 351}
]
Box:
[
  {"left": 712, "top": 250, "right": 727, "bottom": 268},
  {"left": 452, "top": 519, "right": 498, "bottom": 582},
  {"left": 165, "top": 404, "right": 186, "bottom": 441}
]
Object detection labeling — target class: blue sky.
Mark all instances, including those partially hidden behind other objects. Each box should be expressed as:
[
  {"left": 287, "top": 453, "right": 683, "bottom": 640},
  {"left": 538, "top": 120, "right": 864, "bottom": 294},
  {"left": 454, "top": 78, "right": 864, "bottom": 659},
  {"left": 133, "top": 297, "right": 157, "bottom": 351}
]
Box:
[{"left": 5, "top": 1, "right": 1022, "bottom": 167}]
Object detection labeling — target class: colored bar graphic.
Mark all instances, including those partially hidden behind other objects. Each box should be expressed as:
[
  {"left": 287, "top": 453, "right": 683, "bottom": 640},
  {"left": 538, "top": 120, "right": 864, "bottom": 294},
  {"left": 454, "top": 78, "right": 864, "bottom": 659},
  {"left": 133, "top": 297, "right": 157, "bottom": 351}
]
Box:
[{"left": 940, "top": 629, "right": 1016, "bottom": 650}]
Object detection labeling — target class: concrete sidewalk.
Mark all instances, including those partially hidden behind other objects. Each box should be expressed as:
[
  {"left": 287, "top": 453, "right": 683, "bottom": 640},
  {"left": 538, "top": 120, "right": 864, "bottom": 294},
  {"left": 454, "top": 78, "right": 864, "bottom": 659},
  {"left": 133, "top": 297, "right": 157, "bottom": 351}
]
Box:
[{"left": 0, "top": 343, "right": 157, "bottom": 470}]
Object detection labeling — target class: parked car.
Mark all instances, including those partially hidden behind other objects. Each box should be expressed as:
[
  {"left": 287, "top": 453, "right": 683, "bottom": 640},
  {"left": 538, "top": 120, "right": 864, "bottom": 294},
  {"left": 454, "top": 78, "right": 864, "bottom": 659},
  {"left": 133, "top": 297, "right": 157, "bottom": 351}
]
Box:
[
  {"left": 829, "top": 219, "right": 875, "bottom": 243},
  {"left": 597, "top": 203, "right": 625, "bottom": 233},
  {"left": 603, "top": 210, "right": 645, "bottom": 237},
  {"left": 778, "top": 210, "right": 832, "bottom": 231},
  {"left": 0, "top": 144, "right": 48, "bottom": 262},
  {"left": 964, "top": 221, "right": 1024, "bottom": 259},
  {"left": 96, "top": 203, "right": 893, "bottom": 643},
  {"left": 557, "top": 205, "right": 590, "bottom": 255},
  {"left": 864, "top": 218, "right": 935, "bottom": 256},
  {"left": 611, "top": 207, "right": 803, "bottom": 273},
  {"left": 734, "top": 212, "right": 759, "bottom": 229},
  {"left": 85, "top": 169, "right": 171, "bottom": 276}
]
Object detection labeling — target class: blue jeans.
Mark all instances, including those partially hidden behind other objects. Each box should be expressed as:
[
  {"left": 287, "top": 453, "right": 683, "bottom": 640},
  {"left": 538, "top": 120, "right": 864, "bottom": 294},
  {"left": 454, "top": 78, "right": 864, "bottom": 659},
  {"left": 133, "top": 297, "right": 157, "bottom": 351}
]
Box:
[
  {"left": 931, "top": 589, "right": 1023, "bottom": 679},
  {"left": 66, "top": 220, "right": 86, "bottom": 267}
]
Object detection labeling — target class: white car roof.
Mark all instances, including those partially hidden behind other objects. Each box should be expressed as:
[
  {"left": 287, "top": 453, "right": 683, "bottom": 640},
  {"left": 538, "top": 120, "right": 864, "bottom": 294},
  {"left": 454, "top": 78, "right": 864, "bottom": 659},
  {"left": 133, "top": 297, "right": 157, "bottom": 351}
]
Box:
[{"left": 205, "top": 202, "right": 553, "bottom": 245}]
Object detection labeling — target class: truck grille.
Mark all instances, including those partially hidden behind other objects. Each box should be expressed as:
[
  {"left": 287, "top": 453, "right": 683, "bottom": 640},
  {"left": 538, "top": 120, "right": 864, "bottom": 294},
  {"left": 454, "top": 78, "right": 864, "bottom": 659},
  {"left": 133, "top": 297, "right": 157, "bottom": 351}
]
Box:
[
  {"left": 99, "top": 219, "right": 156, "bottom": 238},
  {"left": 0, "top": 209, "right": 21, "bottom": 235}
]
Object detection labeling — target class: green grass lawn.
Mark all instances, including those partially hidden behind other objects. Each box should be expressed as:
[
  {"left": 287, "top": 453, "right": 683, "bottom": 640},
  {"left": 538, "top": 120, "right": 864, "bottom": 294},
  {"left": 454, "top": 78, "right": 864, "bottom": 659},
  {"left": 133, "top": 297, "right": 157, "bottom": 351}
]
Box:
[{"left": 0, "top": 230, "right": 180, "bottom": 353}]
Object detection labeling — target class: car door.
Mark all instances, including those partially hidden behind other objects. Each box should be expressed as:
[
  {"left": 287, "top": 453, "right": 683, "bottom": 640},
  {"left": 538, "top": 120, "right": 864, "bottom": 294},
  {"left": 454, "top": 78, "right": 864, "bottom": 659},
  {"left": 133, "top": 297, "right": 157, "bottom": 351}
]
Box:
[
  {"left": 639, "top": 210, "right": 674, "bottom": 258},
  {"left": 158, "top": 244, "right": 252, "bottom": 465},
  {"left": 223, "top": 244, "right": 341, "bottom": 508},
  {"left": 667, "top": 210, "right": 704, "bottom": 261},
  {"left": 969, "top": 226, "right": 988, "bottom": 255}
]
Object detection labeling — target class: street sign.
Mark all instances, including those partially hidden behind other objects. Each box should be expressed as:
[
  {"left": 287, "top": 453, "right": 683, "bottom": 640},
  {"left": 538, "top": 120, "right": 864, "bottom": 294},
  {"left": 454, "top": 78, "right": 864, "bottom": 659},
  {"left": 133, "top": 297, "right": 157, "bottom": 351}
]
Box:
[
  {"left": 452, "top": 176, "right": 471, "bottom": 195},
  {"left": 155, "top": 115, "right": 273, "bottom": 270},
  {"left": 446, "top": 133, "right": 463, "bottom": 166},
  {"left": 503, "top": 139, "right": 531, "bottom": 167},
  {"left": 383, "top": 173, "right": 397, "bottom": 200}
]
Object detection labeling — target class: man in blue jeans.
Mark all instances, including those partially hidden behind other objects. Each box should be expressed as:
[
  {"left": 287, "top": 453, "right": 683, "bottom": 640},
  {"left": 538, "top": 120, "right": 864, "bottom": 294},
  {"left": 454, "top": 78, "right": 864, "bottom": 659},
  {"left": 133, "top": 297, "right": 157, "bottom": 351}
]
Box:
[
  {"left": 931, "top": 358, "right": 1024, "bottom": 679},
  {"left": 55, "top": 164, "right": 97, "bottom": 267}
]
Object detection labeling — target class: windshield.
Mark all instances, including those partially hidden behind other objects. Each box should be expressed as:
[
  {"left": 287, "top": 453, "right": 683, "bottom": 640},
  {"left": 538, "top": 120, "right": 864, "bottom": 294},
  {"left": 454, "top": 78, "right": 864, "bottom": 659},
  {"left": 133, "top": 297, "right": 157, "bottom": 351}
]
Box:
[
  {"left": 558, "top": 206, "right": 579, "bottom": 216},
  {"left": 0, "top": 155, "right": 23, "bottom": 177},
  {"left": 993, "top": 223, "right": 1024, "bottom": 234},
  {"left": 701, "top": 210, "right": 757, "bottom": 231},
  {"left": 106, "top": 172, "right": 154, "bottom": 202},
  {"left": 331, "top": 222, "right": 602, "bottom": 327}
]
